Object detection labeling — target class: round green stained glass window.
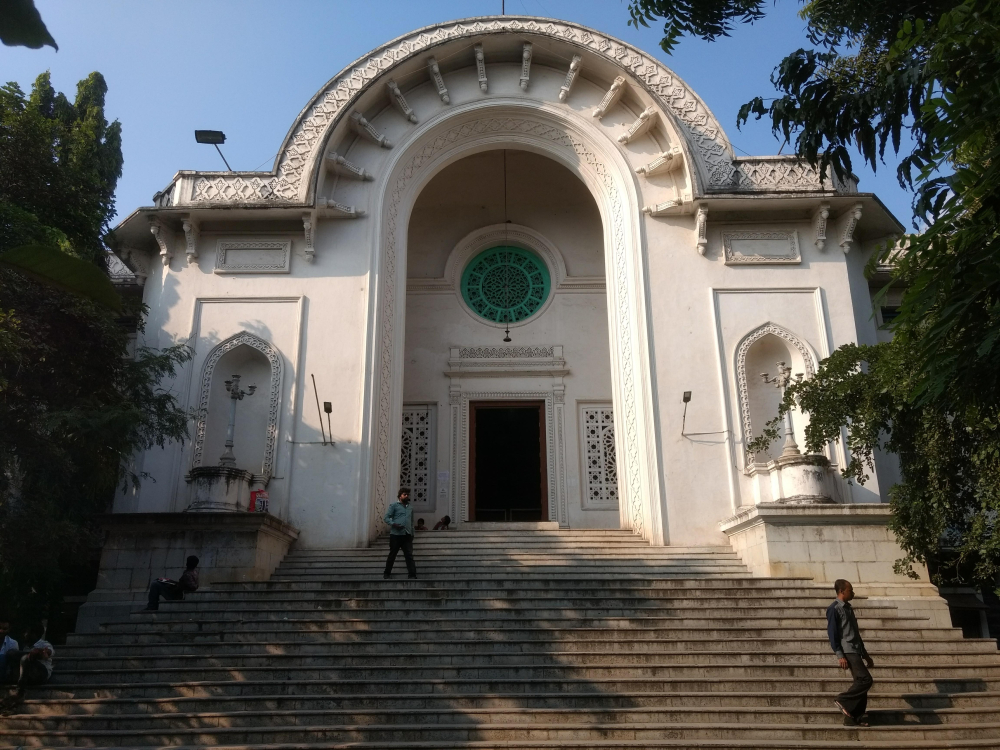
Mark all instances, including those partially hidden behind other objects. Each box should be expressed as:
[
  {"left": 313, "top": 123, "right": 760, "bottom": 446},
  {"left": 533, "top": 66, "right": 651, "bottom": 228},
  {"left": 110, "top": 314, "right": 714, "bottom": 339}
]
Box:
[{"left": 461, "top": 246, "right": 551, "bottom": 323}]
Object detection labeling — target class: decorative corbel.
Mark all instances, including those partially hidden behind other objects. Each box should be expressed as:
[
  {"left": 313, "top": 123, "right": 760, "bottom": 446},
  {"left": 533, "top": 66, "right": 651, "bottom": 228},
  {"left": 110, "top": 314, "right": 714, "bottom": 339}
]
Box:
[
  {"left": 302, "top": 213, "right": 315, "bottom": 263},
  {"left": 617, "top": 106, "right": 659, "bottom": 145},
  {"left": 839, "top": 202, "right": 863, "bottom": 254},
  {"left": 121, "top": 248, "right": 148, "bottom": 287},
  {"left": 636, "top": 146, "right": 684, "bottom": 177},
  {"left": 181, "top": 216, "right": 198, "bottom": 262},
  {"left": 386, "top": 80, "right": 418, "bottom": 124},
  {"left": 558, "top": 54, "right": 582, "bottom": 102},
  {"left": 474, "top": 44, "right": 488, "bottom": 93},
  {"left": 325, "top": 151, "right": 373, "bottom": 181},
  {"left": 519, "top": 43, "right": 532, "bottom": 91},
  {"left": 427, "top": 57, "right": 450, "bottom": 104},
  {"left": 349, "top": 112, "right": 392, "bottom": 148},
  {"left": 593, "top": 76, "right": 627, "bottom": 119},
  {"left": 317, "top": 197, "right": 365, "bottom": 219},
  {"left": 148, "top": 217, "right": 172, "bottom": 266},
  {"left": 813, "top": 202, "right": 830, "bottom": 251},
  {"left": 641, "top": 188, "right": 688, "bottom": 217},
  {"left": 695, "top": 204, "right": 709, "bottom": 256}
]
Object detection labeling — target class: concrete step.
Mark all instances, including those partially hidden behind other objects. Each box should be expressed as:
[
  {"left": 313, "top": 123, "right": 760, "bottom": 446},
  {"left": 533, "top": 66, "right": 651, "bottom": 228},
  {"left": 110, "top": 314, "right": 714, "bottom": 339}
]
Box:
[
  {"left": 207, "top": 577, "right": 818, "bottom": 591},
  {"left": 3, "top": 719, "right": 1000, "bottom": 745}
]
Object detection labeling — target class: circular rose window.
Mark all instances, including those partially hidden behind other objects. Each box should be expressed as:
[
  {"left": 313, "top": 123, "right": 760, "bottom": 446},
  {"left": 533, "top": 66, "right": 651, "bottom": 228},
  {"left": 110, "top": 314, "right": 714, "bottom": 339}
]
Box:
[{"left": 461, "top": 246, "right": 551, "bottom": 323}]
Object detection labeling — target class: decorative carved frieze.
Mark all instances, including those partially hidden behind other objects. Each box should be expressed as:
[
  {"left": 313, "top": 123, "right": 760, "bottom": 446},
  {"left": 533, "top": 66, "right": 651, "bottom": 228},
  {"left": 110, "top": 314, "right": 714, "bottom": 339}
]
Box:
[
  {"left": 695, "top": 205, "right": 708, "bottom": 255},
  {"left": 349, "top": 112, "right": 392, "bottom": 148},
  {"left": 215, "top": 240, "right": 292, "bottom": 273},
  {"left": 426, "top": 57, "right": 450, "bottom": 104},
  {"left": 593, "top": 76, "right": 626, "bottom": 119},
  {"left": 148, "top": 217, "right": 171, "bottom": 266},
  {"left": 519, "top": 43, "right": 532, "bottom": 91},
  {"left": 722, "top": 230, "right": 800, "bottom": 264},
  {"left": 316, "top": 196, "right": 365, "bottom": 218},
  {"left": 636, "top": 146, "right": 683, "bottom": 177},
  {"left": 181, "top": 216, "right": 199, "bottom": 262},
  {"left": 474, "top": 44, "right": 488, "bottom": 93},
  {"left": 325, "top": 151, "right": 373, "bottom": 181},
  {"left": 839, "top": 202, "right": 863, "bottom": 254},
  {"left": 813, "top": 202, "right": 830, "bottom": 251},
  {"left": 386, "top": 80, "right": 418, "bottom": 124},
  {"left": 558, "top": 54, "right": 582, "bottom": 102},
  {"left": 617, "top": 106, "right": 658, "bottom": 145}
]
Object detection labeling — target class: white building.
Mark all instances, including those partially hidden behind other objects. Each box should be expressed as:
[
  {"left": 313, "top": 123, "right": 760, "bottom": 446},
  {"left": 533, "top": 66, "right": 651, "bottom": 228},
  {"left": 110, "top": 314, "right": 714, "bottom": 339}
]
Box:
[{"left": 104, "top": 17, "right": 919, "bottom": 595}]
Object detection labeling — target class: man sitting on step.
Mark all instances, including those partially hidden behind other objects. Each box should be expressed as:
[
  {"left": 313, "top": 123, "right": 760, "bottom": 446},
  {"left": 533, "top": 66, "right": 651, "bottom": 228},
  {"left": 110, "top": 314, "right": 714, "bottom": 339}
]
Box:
[
  {"left": 141, "top": 555, "right": 200, "bottom": 611},
  {"left": 383, "top": 487, "right": 417, "bottom": 579},
  {"left": 827, "top": 579, "right": 875, "bottom": 727},
  {"left": 1, "top": 623, "right": 54, "bottom": 710}
]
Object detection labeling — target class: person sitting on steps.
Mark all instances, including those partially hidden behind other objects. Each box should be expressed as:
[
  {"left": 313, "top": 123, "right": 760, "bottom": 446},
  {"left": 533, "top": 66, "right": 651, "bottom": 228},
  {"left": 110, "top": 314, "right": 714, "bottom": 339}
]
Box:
[
  {"left": 141, "top": 555, "right": 200, "bottom": 612},
  {"left": 383, "top": 488, "right": 417, "bottom": 579},
  {"left": 415, "top": 518, "right": 427, "bottom": 531},
  {"left": 432, "top": 515, "right": 451, "bottom": 530},
  {"left": 1, "top": 622, "right": 54, "bottom": 709}
]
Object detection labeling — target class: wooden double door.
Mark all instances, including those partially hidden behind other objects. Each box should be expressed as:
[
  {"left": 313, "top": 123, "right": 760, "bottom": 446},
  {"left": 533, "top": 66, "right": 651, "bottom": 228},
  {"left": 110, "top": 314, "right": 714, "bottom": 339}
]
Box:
[{"left": 468, "top": 401, "right": 547, "bottom": 522}]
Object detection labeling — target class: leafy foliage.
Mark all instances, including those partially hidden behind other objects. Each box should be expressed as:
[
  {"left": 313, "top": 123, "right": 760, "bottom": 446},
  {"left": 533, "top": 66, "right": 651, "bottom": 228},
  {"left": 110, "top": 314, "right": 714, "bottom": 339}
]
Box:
[
  {"left": 628, "top": 0, "right": 1000, "bottom": 584},
  {"left": 0, "top": 0, "right": 57, "bottom": 50},
  {"left": 0, "top": 73, "right": 189, "bottom": 630}
]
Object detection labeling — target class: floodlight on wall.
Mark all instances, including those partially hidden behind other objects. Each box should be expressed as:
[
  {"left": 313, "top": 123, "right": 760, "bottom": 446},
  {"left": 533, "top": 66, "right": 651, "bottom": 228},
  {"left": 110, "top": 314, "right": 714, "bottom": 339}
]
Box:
[{"left": 194, "top": 130, "right": 233, "bottom": 171}]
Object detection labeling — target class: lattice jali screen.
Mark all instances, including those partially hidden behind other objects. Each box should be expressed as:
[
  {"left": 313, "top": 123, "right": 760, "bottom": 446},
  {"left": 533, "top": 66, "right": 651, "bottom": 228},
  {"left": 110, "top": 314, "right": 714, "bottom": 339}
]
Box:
[
  {"left": 580, "top": 405, "right": 618, "bottom": 509},
  {"left": 400, "top": 405, "right": 433, "bottom": 504}
]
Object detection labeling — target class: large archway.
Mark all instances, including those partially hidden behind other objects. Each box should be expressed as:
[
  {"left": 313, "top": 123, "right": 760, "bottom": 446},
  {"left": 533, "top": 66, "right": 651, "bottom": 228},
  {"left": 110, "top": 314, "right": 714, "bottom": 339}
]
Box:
[{"left": 358, "top": 102, "right": 667, "bottom": 545}]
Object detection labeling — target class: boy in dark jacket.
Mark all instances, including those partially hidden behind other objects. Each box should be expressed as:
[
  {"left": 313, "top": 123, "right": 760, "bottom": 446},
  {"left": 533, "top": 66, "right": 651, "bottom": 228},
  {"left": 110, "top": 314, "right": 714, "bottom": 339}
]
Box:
[{"left": 142, "top": 555, "right": 200, "bottom": 611}]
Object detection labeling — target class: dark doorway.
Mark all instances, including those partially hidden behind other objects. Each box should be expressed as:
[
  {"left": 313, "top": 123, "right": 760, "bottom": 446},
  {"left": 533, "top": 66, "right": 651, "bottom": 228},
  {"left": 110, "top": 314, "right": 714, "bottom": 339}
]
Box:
[{"left": 470, "top": 401, "right": 547, "bottom": 521}]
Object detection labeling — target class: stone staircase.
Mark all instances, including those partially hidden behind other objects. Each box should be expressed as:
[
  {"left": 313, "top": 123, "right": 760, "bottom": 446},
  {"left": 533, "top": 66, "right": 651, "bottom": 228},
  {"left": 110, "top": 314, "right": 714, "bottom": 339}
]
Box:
[{"left": 2, "top": 528, "right": 1000, "bottom": 749}]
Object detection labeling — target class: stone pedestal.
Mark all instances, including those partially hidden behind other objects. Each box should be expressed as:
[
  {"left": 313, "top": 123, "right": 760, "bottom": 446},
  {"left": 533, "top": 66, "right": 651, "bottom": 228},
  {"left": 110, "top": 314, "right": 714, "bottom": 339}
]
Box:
[
  {"left": 76, "top": 512, "right": 299, "bottom": 632},
  {"left": 187, "top": 465, "right": 254, "bottom": 511},
  {"left": 720, "top": 503, "right": 951, "bottom": 627},
  {"left": 748, "top": 454, "right": 837, "bottom": 504}
]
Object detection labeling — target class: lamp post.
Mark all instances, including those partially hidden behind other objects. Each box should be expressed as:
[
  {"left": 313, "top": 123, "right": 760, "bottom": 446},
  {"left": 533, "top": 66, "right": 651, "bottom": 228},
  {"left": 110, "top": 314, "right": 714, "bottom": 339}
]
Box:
[
  {"left": 760, "top": 361, "right": 804, "bottom": 457},
  {"left": 218, "top": 374, "right": 256, "bottom": 466}
]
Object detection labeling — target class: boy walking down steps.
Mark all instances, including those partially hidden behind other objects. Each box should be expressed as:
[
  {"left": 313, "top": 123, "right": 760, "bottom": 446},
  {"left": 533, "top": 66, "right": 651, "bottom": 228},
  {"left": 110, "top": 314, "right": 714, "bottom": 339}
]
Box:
[
  {"left": 383, "top": 487, "right": 417, "bottom": 579},
  {"left": 827, "top": 578, "right": 875, "bottom": 727}
]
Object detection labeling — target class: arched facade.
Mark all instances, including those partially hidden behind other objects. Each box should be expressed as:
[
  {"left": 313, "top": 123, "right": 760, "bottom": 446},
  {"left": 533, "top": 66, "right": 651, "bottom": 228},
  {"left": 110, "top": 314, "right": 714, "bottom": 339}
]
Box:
[{"left": 114, "top": 15, "right": 901, "bottom": 547}]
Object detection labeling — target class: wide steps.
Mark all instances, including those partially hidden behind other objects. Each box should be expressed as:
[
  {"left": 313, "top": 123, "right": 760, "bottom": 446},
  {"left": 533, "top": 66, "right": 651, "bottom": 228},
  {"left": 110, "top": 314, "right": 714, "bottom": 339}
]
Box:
[{"left": 5, "top": 530, "right": 998, "bottom": 749}]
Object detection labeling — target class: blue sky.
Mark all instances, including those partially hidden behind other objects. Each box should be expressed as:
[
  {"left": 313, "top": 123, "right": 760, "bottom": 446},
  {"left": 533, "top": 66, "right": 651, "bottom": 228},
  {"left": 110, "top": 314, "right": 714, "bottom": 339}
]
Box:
[{"left": 1, "top": 0, "right": 912, "bottom": 226}]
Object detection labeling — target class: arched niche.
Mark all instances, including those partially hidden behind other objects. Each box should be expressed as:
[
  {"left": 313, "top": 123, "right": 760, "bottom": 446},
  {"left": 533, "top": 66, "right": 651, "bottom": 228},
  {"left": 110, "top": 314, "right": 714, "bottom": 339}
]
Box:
[
  {"left": 192, "top": 332, "right": 283, "bottom": 481},
  {"left": 735, "top": 323, "right": 816, "bottom": 465}
]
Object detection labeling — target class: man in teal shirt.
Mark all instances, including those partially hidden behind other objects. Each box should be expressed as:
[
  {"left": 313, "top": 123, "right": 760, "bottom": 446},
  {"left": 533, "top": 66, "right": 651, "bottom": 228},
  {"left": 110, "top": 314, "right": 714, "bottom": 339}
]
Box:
[{"left": 383, "top": 488, "right": 417, "bottom": 579}]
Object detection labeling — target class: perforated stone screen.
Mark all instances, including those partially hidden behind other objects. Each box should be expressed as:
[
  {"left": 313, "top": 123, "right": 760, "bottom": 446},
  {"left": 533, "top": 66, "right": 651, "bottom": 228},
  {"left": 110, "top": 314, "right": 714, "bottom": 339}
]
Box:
[{"left": 461, "top": 246, "right": 551, "bottom": 323}]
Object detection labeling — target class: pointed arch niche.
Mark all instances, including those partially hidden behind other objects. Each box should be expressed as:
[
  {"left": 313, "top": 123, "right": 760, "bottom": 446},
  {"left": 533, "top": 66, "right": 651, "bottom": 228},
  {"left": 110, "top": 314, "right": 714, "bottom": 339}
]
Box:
[
  {"left": 192, "top": 332, "right": 284, "bottom": 481},
  {"left": 735, "top": 323, "right": 816, "bottom": 466}
]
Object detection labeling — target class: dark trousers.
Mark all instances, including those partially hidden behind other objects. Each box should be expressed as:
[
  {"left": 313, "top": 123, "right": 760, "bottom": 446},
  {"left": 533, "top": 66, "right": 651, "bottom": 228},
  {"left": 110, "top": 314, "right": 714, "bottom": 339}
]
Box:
[
  {"left": 147, "top": 580, "right": 184, "bottom": 610},
  {"left": 3, "top": 651, "right": 49, "bottom": 689},
  {"left": 837, "top": 652, "right": 873, "bottom": 718},
  {"left": 384, "top": 533, "right": 416, "bottom": 577}
]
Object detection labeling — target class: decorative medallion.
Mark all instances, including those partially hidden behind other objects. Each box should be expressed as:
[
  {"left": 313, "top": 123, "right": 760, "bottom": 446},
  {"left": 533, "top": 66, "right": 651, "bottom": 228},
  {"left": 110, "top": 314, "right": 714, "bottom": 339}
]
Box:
[{"left": 461, "top": 246, "right": 550, "bottom": 324}]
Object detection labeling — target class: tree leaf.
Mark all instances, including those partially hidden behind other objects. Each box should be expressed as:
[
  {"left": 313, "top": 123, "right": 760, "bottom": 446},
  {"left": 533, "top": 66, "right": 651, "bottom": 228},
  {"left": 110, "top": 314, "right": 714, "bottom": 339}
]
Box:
[{"left": 0, "top": 245, "right": 120, "bottom": 310}]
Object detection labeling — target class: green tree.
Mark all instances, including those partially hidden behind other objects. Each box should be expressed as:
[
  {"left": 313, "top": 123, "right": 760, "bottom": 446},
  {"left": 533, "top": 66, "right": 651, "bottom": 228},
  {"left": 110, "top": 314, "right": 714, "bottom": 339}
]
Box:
[
  {"left": 629, "top": 0, "right": 1000, "bottom": 583},
  {"left": 0, "top": 73, "right": 190, "bottom": 631}
]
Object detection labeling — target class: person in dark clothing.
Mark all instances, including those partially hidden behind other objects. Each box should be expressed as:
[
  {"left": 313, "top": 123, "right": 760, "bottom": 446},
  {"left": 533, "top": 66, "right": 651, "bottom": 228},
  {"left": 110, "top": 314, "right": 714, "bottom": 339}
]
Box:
[
  {"left": 383, "top": 488, "right": 417, "bottom": 579},
  {"left": 142, "top": 555, "right": 200, "bottom": 611},
  {"left": 432, "top": 515, "right": 452, "bottom": 530},
  {"left": 826, "top": 579, "right": 875, "bottom": 726}
]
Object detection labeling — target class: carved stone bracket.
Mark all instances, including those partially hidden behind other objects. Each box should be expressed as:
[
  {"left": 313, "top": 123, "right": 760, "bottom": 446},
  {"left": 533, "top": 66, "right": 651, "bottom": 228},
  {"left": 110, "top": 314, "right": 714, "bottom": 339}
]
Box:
[
  {"left": 642, "top": 187, "right": 688, "bottom": 217},
  {"left": 593, "top": 76, "right": 626, "bottom": 119},
  {"left": 120, "top": 248, "right": 149, "bottom": 286},
  {"left": 695, "top": 204, "right": 708, "bottom": 255},
  {"left": 839, "top": 202, "right": 863, "bottom": 254},
  {"left": 317, "top": 196, "right": 365, "bottom": 219},
  {"left": 326, "top": 151, "right": 373, "bottom": 181},
  {"left": 558, "top": 54, "right": 582, "bottom": 102},
  {"left": 636, "top": 146, "right": 684, "bottom": 177},
  {"left": 386, "top": 80, "right": 418, "bottom": 124},
  {"left": 182, "top": 216, "right": 199, "bottom": 262},
  {"left": 519, "top": 43, "right": 532, "bottom": 91},
  {"left": 474, "top": 44, "right": 488, "bottom": 93},
  {"left": 427, "top": 57, "right": 450, "bottom": 104},
  {"left": 148, "top": 217, "right": 171, "bottom": 266},
  {"left": 350, "top": 112, "right": 392, "bottom": 148},
  {"left": 813, "top": 202, "right": 830, "bottom": 251},
  {"left": 617, "top": 106, "right": 658, "bottom": 145},
  {"left": 302, "top": 213, "right": 315, "bottom": 263}
]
